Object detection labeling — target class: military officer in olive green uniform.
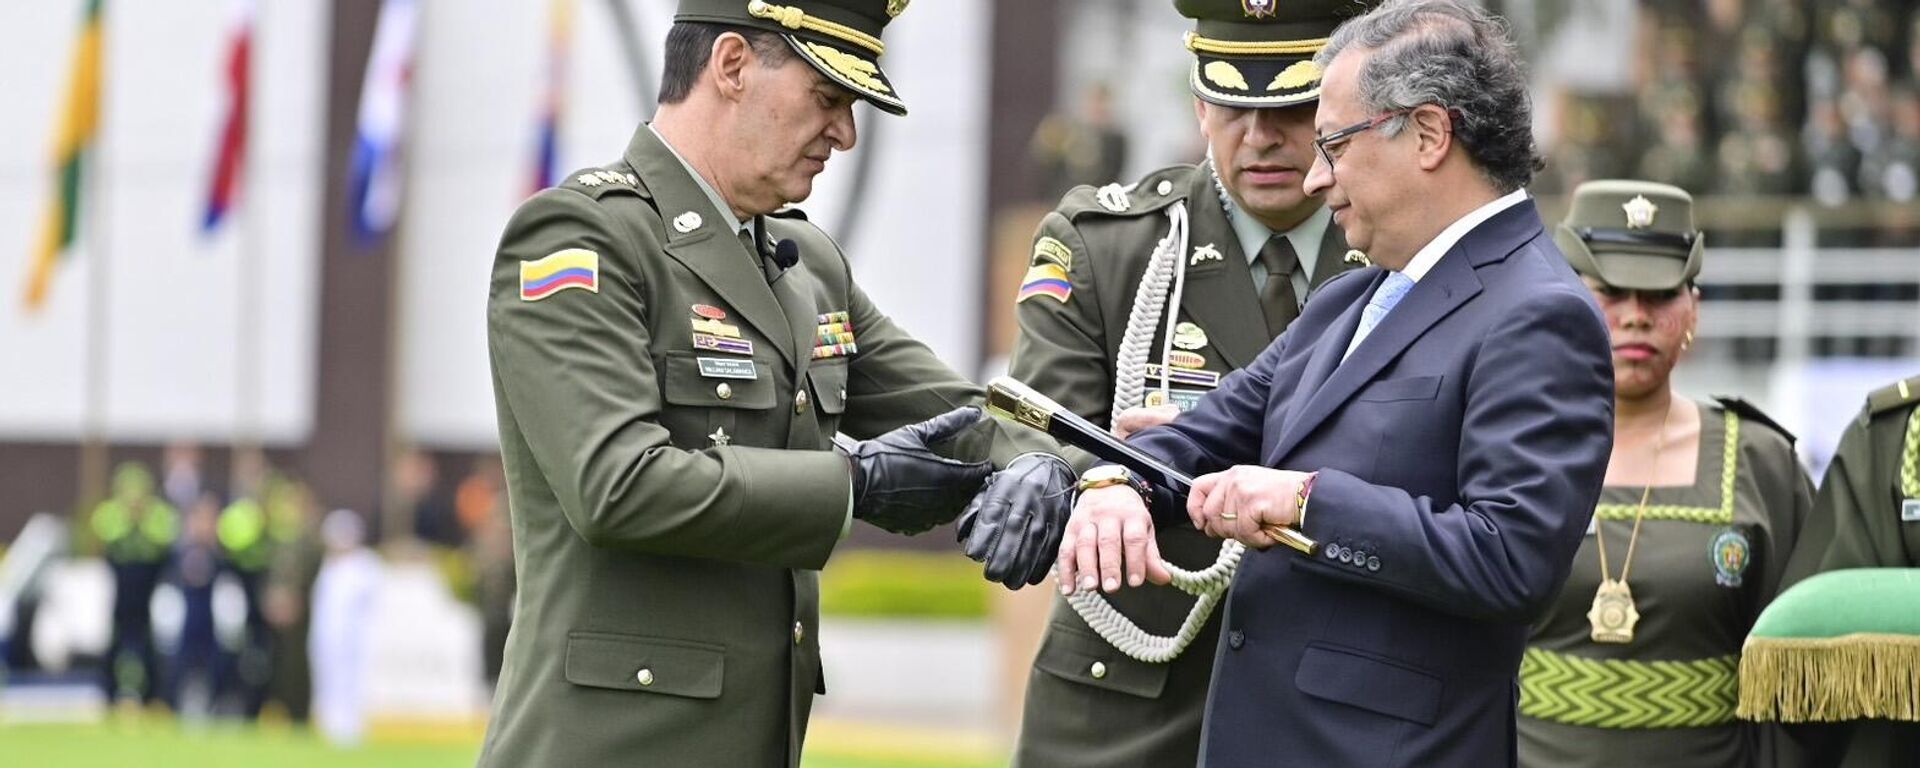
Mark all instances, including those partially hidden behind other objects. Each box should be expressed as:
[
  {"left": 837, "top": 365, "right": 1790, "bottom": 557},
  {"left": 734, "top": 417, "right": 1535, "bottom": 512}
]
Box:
[
  {"left": 479, "top": 2, "right": 1068, "bottom": 766},
  {"left": 1008, "top": 2, "right": 1366, "bottom": 765},
  {"left": 1518, "top": 181, "right": 1815, "bottom": 768},
  {"left": 1770, "top": 375, "right": 1920, "bottom": 768}
]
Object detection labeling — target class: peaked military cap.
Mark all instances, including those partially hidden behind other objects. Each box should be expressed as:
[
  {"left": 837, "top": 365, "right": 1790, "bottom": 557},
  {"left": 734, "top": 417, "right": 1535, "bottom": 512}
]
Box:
[
  {"left": 676, "top": 0, "right": 911, "bottom": 115},
  {"left": 1555, "top": 179, "right": 1706, "bottom": 291},
  {"left": 1175, "top": 0, "right": 1373, "bottom": 108}
]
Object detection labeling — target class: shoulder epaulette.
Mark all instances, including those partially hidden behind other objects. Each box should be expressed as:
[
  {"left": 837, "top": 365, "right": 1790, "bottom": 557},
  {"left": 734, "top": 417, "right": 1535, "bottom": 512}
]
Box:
[
  {"left": 1056, "top": 164, "right": 1195, "bottom": 221},
  {"left": 1865, "top": 376, "right": 1920, "bottom": 417},
  {"left": 1713, "top": 395, "right": 1797, "bottom": 445},
  {"left": 560, "top": 164, "right": 649, "bottom": 200}
]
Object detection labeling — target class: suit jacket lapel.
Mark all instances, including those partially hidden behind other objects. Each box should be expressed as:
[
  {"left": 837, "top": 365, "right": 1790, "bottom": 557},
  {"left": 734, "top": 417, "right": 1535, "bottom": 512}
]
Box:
[
  {"left": 1177, "top": 166, "right": 1269, "bottom": 369},
  {"left": 628, "top": 128, "right": 798, "bottom": 368},
  {"left": 1272, "top": 252, "right": 1483, "bottom": 460}
]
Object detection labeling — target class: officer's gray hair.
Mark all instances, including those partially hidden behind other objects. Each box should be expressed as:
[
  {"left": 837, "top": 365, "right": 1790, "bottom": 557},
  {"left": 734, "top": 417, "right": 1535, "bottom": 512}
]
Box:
[{"left": 1316, "top": 0, "right": 1542, "bottom": 193}]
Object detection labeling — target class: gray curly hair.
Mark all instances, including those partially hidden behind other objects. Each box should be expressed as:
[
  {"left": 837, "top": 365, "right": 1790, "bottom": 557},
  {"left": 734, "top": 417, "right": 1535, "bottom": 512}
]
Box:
[{"left": 1316, "top": 0, "right": 1542, "bottom": 193}]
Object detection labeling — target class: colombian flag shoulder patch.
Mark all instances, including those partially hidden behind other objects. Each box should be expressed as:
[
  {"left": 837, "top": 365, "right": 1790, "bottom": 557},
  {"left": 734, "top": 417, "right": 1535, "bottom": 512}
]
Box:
[
  {"left": 1017, "top": 263, "right": 1072, "bottom": 304},
  {"left": 520, "top": 248, "right": 599, "bottom": 301}
]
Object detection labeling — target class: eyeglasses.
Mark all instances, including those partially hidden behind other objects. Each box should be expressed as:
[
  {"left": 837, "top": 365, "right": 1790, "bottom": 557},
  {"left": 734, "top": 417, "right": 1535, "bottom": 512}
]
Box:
[{"left": 1312, "top": 110, "right": 1409, "bottom": 173}]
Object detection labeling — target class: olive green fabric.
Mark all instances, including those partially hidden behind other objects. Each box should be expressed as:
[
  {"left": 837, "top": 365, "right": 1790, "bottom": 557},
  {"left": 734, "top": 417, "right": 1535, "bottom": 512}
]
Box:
[
  {"left": 1519, "top": 401, "right": 1814, "bottom": 768},
  {"left": 1769, "top": 376, "right": 1920, "bottom": 767},
  {"left": 1174, "top": 0, "right": 1373, "bottom": 107},
  {"left": 479, "top": 125, "right": 1051, "bottom": 768},
  {"left": 674, "top": 0, "right": 911, "bottom": 114},
  {"left": 1554, "top": 179, "right": 1705, "bottom": 291},
  {"left": 1008, "top": 161, "right": 1354, "bottom": 768}
]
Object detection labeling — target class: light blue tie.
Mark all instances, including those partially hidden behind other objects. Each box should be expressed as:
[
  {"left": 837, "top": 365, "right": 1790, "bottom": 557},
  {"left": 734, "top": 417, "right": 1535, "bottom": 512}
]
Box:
[{"left": 1346, "top": 271, "right": 1415, "bottom": 359}]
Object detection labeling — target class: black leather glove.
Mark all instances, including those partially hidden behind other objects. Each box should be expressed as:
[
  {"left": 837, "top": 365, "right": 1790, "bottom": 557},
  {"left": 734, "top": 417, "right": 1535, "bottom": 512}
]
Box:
[
  {"left": 956, "top": 452, "right": 1076, "bottom": 589},
  {"left": 835, "top": 406, "right": 993, "bottom": 535}
]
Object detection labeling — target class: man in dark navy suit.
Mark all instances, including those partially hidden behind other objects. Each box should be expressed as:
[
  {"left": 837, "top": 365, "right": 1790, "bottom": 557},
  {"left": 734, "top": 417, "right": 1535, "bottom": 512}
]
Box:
[{"left": 1053, "top": 1, "right": 1616, "bottom": 765}]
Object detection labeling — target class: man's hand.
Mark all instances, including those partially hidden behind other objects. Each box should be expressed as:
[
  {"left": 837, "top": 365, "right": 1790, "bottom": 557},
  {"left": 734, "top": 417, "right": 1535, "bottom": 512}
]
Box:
[
  {"left": 838, "top": 407, "right": 992, "bottom": 534},
  {"left": 1112, "top": 404, "right": 1181, "bottom": 440},
  {"left": 1188, "top": 466, "right": 1311, "bottom": 549},
  {"left": 1058, "top": 485, "right": 1172, "bottom": 595},
  {"left": 956, "top": 453, "right": 1075, "bottom": 589}
]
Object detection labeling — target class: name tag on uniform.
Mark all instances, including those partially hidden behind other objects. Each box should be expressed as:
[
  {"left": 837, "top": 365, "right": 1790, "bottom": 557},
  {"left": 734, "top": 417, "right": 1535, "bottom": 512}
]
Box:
[
  {"left": 697, "top": 357, "right": 758, "bottom": 380},
  {"left": 1143, "top": 388, "right": 1208, "bottom": 412},
  {"left": 1904, "top": 499, "right": 1920, "bottom": 522}
]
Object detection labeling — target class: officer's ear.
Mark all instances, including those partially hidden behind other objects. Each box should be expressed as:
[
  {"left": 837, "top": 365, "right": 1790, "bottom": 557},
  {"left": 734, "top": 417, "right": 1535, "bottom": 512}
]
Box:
[{"left": 708, "top": 31, "right": 754, "bottom": 104}]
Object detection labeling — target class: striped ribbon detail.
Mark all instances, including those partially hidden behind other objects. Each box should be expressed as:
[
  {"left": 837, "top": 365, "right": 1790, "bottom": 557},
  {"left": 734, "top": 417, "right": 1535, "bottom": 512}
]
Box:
[
  {"left": 1594, "top": 411, "right": 1741, "bottom": 525},
  {"left": 1520, "top": 647, "right": 1739, "bottom": 729}
]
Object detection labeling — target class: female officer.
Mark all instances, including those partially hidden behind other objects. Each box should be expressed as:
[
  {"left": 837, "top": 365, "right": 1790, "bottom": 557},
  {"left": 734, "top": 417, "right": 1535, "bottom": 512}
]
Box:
[{"left": 1519, "top": 180, "right": 1814, "bottom": 767}]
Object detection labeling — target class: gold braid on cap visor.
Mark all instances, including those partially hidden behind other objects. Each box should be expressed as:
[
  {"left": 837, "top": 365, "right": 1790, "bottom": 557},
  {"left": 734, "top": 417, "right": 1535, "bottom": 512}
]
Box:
[
  {"left": 749, "top": 0, "right": 885, "bottom": 56},
  {"left": 1184, "top": 31, "right": 1327, "bottom": 56}
]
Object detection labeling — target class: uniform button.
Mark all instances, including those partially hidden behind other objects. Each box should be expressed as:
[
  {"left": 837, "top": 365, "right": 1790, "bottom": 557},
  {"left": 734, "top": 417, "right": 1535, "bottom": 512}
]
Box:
[
  {"left": 1325, "top": 545, "right": 1341, "bottom": 561},
  {"left": 1156, "top": 180, "right": 1173, "bottom": 195},
  {"left": 1348, "top": 549, "right": 1367, "bottom": 566},
  {"left": 795, "top": 390, "right": 810, "bottom": 413},
  {"left": 1228, "top": 630, "right": 1245, "bottom": 650},
  {"left": 715, "top": 382, "right": 733, "bottom": 400},
  {"left": 1339, "top": 548, "right": 1354, "bottom": 564},
  {"left": 838, "top": 386, "right": 847, "bottom": 401},
  {"left": 1366, "top": 556, "right": 1381, "bottom": 572},
  {"left": 636, "top": 668, "right": 655, "bottom": 686},
  {"left": 793, "top": 621, "right": 805, "bottom": 645},
  {"left": 1089, "top": 661, "right": 1108, "bottom": 679}
]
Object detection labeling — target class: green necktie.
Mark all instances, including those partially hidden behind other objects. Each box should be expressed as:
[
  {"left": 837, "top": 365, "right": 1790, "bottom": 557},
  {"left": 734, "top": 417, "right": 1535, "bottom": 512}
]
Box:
[{"left": 1257, "top": 234, "right": 1301, "bottom": 337}]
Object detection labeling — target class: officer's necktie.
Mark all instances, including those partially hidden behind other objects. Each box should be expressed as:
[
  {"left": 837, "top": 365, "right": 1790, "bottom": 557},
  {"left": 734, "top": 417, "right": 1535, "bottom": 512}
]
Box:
[
  {"left": 1256, "top": 235, "right": 1302, "bottom": 337},
  {"left": 1344, "top": 270, "right": 1415, "bottom": 362}
]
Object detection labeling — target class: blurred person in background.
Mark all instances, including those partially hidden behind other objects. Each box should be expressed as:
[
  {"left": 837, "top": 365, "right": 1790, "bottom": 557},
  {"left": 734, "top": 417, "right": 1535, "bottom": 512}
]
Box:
[
  {"left": 395, "top": 447, "right": 458, "bottom": 546},
  {"left": 159, "top": 441, "right": 205, "bottom": 512},
  {"left": 91, "top": 461, "right": 178, "bottom": 707},
  {"left": 1767, "top": 376, "right": 1920, "bottom": 768},
  {"left": 262, "top": 479, "right": 323, "bottom": 724},
  {"left": 1029, "top": 81, "right": 1131, "bottom": 202},
  {"left": 1519, "top": 180, "right": 1815, "bottom": 767},
  {"left": 217, "top": 447, "right": 277, "bottom": 718},
  {"left": 1005, "top": 0, "right": 1365, "bottom": 765},
  {"left": 479, "top": 1, "right": 1071, "bottom": 765},
  {"left": 469, "top": 493, "right": 514, "bottom": 691},
  {"left": 309, "top": 508, "right": 381, "bottom": 747},
  {"left": 164, "top": 492, "right": 225, "bottom": 717}
]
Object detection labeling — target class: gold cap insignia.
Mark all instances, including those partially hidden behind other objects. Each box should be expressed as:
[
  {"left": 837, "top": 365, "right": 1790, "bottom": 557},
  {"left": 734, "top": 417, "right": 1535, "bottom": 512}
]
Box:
[
  {"left": 1623, "top": 195, "right": 1658, "bottom": 229},
  {"left": 1241, "top": 0, "right": 1276, "bottom": 18},
  {"left": 887, "top": 0, "right": 910, "bottom": 18},
  {"left": 1204, "top": 60, "right": 1250, "bottom": 91},
  {"left": 801, "top": 41, "right": 890, "bottom": 94},
  {"left": 1269, "top": 60, "right": 1322, "bottom": 92}
]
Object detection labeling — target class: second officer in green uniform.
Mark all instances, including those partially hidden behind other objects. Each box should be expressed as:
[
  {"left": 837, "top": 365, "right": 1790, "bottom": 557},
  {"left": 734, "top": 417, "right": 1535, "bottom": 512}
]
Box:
[
  {"left": 1007, "top": 1, "right": 1365, "bottom": 765},
  {"left": 479, "top": 2, "right": 1071, "bottom": 766}
]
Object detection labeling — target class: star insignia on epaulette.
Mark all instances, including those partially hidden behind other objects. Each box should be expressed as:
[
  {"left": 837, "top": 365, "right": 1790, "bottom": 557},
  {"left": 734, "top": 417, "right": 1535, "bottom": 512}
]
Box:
[
  {"left": 576, "top": 173, "right": 602, "bottom": 187},
  {"left": 595, "top": 171, "right": 624, "bottom": 185},
  {"left": 1096, "top": 183, "right": 1131, "bottom": 213}
]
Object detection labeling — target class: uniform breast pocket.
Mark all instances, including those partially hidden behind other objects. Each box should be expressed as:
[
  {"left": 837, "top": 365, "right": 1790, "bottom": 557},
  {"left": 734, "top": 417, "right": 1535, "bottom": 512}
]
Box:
[
  {"left": 660, "top": 351, "right": 776, "bottom": 448},
  {"left": 807, "top": 360, "right": 849, "bottom": 434}
]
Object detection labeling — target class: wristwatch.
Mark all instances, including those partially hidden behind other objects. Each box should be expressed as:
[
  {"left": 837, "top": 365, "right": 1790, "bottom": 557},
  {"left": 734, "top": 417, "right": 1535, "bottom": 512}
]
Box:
[{"left": 1076, "top": 465, "right": 1152, "bottom": 501}]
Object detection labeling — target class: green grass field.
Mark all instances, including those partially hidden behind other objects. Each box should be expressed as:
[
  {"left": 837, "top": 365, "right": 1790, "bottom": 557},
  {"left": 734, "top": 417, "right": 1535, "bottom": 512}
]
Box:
[{"left": 0, "top": 717, "right": 1005, "bottom": 768}]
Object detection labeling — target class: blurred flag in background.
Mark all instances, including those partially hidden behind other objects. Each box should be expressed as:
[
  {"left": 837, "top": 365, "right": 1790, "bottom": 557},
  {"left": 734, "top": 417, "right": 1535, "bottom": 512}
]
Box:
[{"left": 22, "top": 0, "right": 106, "bottom": 312}]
